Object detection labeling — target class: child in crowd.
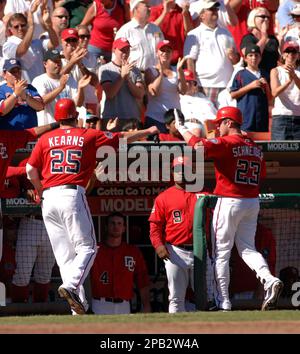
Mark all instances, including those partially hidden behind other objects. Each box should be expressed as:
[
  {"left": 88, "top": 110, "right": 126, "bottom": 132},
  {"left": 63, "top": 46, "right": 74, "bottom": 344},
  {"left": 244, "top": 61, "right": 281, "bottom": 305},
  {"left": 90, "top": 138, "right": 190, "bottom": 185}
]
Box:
[{"left": 230, "top": 44, "right": 271, "bottom": 132}]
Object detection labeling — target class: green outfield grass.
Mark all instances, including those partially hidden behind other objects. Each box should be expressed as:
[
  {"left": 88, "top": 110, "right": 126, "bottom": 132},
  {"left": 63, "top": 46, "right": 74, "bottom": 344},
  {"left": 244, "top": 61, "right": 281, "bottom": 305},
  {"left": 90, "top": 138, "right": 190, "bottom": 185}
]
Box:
[{"left": 0, "top": 310, "right": 300, "bottom": 325}]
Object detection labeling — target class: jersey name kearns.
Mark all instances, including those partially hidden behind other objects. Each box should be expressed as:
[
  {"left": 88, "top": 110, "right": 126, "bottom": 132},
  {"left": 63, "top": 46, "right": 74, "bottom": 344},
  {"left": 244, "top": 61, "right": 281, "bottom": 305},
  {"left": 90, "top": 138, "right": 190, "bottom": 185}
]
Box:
[{"left": 48, "top": 135, "right": 84, "bottom": 147}]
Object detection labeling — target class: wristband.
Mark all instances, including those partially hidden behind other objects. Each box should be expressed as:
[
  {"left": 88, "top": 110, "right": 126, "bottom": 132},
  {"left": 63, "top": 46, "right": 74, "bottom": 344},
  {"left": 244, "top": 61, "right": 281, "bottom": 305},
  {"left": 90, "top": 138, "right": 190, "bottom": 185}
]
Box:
[
  {"left": 12, "top": 92, "right": 18, "bottom": 99},
  {"left": 177, "top": 125, "right": 189, "bottom": 136},
  {"left": 50, "top": 122, "right": 60, "bottom": 129}
]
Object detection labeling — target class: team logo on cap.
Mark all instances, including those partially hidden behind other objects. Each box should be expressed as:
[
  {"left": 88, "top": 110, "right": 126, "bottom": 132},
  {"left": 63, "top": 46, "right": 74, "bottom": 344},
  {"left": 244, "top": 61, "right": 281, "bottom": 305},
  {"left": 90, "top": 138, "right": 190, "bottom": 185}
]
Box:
[{"left": 9, "top": 59, "right": 17, "bottom": 65}]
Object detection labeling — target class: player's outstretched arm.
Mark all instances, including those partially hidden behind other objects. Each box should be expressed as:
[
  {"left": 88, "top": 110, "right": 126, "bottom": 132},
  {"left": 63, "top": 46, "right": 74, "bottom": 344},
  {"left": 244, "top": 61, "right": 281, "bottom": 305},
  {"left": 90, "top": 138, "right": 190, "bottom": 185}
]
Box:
[
  {"left": 121, "top": 126, "right": 160, "bottom": 143},
  {"left": 32, "top": 122, "right": 60, "bottom": 137}
]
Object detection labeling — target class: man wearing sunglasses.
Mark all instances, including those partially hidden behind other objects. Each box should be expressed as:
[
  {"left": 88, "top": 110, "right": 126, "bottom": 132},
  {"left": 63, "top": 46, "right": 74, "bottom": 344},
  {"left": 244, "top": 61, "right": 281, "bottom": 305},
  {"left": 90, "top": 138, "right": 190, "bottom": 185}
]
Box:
[{"left": 61, "top": 28, "right": 99, "bottom": 115}]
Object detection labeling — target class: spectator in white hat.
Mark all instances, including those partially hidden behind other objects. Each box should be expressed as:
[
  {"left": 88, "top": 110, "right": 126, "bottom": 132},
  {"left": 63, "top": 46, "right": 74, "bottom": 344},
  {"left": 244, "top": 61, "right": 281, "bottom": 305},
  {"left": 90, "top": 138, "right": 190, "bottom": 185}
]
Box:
[{"left": 184, "top": 0, "right": 239, "bottom": 107}]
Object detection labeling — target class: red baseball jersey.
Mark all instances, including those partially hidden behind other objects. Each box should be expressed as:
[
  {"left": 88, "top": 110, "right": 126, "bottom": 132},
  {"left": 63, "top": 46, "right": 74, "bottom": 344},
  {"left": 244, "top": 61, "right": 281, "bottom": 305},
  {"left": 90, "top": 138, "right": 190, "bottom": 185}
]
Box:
[
  {"left": 0, "top": 166, "right": 26, "bottom": 198},
  {"left": 27, "top": 128, "right": 120, "bottom": 189},
  {"left": 149, "top": 186, "right": 204, "bottom": 249},
  {"left": 189, "top": 135, "right": 265, "bottom": 198},
  {"left": 0, "top": 129, "right": 37, "bottom": 191},
  {"left": 90, "top": 242, "right": 150, "bottom": 300}
]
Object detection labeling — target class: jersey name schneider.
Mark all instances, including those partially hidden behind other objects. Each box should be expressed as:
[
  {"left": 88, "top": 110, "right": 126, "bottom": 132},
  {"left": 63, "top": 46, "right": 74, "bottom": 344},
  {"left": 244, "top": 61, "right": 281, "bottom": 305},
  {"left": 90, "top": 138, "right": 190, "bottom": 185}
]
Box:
[{"left": 232, "top": 145, "right": 263, "bottom": 160}]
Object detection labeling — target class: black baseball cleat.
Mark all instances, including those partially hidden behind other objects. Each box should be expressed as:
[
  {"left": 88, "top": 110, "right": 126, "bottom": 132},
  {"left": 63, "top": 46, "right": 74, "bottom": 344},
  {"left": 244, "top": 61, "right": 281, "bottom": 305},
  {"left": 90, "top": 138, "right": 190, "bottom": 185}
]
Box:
[
  {"left": 58, "top": 286, "right": 86, "bottom": 315},
  {"left": 261, "top": 280, "right": 283, "bottom": 311}
]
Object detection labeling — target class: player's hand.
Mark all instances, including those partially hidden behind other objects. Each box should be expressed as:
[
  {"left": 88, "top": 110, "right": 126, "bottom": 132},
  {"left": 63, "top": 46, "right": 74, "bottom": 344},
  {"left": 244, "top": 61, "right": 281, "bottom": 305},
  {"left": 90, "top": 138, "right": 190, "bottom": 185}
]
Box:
[
  {"left": 155, "top": 245, "right": 170, "bottom": 260},
  {"left": 147, "top": 125, "right": 160, "bottom": 136},
  {"left": 106, "top": 117, "right": 119, "bottom": 131},
  {"left": 174, "top": 108, "right": 189, "bottom": 136}
]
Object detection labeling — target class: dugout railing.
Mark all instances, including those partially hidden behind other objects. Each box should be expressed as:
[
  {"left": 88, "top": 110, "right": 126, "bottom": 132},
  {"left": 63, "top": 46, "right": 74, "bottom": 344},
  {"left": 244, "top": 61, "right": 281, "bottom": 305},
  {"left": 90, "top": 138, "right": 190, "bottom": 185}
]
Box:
[{"left": 193, "top": 193, "right": 300, "bottom": 311}]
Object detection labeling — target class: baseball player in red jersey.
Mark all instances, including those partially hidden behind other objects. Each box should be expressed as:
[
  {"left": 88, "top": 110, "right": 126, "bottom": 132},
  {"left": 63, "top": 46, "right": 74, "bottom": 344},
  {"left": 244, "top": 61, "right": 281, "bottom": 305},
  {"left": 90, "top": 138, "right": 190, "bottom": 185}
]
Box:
[
  {"left": 149, "top": 156, "right": 206, "bottom": 313},
  {"left": 0, "top": 122, "right": 58, "bottom": 263},
  {"left": 175, "top": 106, "right": 283, "bottom": 311},
  {"left": 90, "top": 212, "right": 151, "bottom": 315},
  {"left": 0, "top": 122, "right": 58, "bottom": 304},
  {"left": 26, "top": 98, "right": 159, "bottom": 315}
]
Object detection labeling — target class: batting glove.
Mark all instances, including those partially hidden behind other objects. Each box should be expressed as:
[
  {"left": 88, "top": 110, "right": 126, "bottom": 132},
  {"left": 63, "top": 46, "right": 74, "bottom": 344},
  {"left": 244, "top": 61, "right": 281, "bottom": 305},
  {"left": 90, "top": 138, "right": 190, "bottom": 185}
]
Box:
[{"left": 174, "top": 109, "right": 189, "bottom": 136}]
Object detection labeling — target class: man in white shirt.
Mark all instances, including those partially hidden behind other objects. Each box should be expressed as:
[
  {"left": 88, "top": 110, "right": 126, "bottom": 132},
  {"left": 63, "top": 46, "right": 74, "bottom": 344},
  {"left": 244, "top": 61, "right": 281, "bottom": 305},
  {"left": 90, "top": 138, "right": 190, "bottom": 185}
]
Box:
[
  {"left": 115, "top": 0, "right": 164, "bottom": 72},
  {"left": 184, "top": 0, "right": 239, "bottom": 107},
  {"left": 32, "top": 49, "right": 89, "bottom": 125}
]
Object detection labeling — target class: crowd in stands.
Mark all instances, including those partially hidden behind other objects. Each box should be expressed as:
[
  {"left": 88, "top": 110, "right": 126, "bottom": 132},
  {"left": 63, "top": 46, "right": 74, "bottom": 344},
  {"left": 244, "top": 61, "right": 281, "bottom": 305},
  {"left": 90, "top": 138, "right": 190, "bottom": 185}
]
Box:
[
  {"left": 0, "top": 0, "right": 299, "bottom": 139},
  {"left": 0, "top": 0, "right": 300, "bottom": 313}
]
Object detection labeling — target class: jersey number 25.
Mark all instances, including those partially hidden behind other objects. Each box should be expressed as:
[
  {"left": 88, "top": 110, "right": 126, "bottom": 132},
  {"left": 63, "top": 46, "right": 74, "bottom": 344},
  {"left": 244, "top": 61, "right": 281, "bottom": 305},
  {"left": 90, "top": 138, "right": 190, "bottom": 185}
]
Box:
[{"left": 51, "top": 149, "right": 82, "bottom": 174}]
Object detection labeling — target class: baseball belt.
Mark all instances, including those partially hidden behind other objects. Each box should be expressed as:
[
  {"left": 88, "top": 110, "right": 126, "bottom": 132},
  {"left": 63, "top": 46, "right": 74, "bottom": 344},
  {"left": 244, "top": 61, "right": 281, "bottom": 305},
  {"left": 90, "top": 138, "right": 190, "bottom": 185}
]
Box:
[
  {"left": 93, "top": 297, "right": 124, "bottom": 303},
  {"left": 43, "top": 184, "right": 78, "bottom": 192}
]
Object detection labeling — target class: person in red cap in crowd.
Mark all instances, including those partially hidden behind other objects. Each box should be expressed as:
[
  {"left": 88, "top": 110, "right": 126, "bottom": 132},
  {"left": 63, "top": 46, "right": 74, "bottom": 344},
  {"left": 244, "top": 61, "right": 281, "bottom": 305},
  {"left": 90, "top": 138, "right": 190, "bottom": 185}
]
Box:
[
  {"left": 98, "top": 37, "right": 145, "bottom": 131},
  {"left": 270, "top": 40, "right": 300, "bottom": 140},
  {"left": 180, "top": 69, "right": 217, "bottom": 138},
  {"left": 230, "top": 44, "right": 271, "bottom": 132},
  {"left": 175, "top": 105, "right": 283, "bottom": 311},
  {"left": 149, "top": 0, "right": 194, "bottom": 65},
  {"left": 149, "top": 156, "right": 208, "bottom": 313},
  {"left": 145, "top": 39, "right": 187, "bottom": 133},
  {"left": 60, "top": 28, "right": 99, "bottom": 108},
  {"left": 26, "top": 97, "right": 159, "bottom": 315}
]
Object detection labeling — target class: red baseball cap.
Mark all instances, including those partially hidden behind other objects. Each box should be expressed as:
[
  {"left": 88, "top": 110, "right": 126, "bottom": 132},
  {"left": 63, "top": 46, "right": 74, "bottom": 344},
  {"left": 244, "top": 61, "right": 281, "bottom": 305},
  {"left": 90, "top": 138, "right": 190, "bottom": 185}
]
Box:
[
  {"left": 157, "top": 40, "right": 173, "bottom": 51},
  {"left": 113, "top": 37, "right": 131, "bottom": 50},
  {"left": 282, "top": 41, "right": 299, "bottom": 52},
  {"left": 172, "top": 156, "right": 192, "bottom": 168},
  {"left": 183, "top": 69, "right": 196, "bottom": 82},
  {"left": 61, "top": 28, "right": 79, "bottom": 41}
]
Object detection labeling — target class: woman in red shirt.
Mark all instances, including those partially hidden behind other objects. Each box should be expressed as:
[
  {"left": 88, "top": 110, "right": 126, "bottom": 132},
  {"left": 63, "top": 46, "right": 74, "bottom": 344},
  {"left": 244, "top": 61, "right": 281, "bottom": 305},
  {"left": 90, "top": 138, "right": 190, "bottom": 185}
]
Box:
[{"left": 81, "top": 0, "right": 126, "bottom": 63}]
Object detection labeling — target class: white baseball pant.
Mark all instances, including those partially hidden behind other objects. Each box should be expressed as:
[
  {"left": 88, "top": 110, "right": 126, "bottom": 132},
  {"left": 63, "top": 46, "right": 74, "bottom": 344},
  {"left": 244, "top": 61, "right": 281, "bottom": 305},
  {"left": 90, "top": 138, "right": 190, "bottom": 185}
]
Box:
[
  {"left": 212, "top": 197, "right": 278, "bottom": 310},
  {"left": 42, "top": 185, "right": 97, "bottom": 310},
  {"left": 164, "top": 243, "right": 194, "bottom": 313},
  {"left": 92, "top": 298, "right": 130, "bottom": 315}
]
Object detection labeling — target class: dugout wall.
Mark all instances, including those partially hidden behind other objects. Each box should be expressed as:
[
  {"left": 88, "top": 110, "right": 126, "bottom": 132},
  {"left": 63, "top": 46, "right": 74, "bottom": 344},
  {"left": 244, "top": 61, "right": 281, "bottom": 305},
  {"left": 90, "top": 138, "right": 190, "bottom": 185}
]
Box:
[{"left": 193, "top": 194, "right": 300, "bottom": 310}]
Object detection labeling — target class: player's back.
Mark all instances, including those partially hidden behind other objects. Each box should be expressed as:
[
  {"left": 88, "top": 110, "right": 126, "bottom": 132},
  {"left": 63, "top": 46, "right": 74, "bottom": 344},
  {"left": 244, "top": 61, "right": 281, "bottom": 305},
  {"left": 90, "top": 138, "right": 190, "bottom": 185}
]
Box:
[
  {"left": 206, "top": 134, "right": 264, "bottom": 198},
  {"left": 30, "top": 128, "right": 119, "bottom": 188}
]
